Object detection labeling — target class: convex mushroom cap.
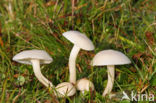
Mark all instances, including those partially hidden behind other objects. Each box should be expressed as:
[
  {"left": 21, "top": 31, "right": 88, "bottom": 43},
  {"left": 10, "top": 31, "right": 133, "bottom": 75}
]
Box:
[
  {"left": 13, "top": 50, "right": 53, "bottom": 64},
  {"left": 91, "top": 49, "right": 131, "bottom": 66},
  {"left": 63, "top": 30, "right": 94, "bottom": 50},
  {"left": 55, "top": 82, "right": 76, "bottom": 97},
  {"left": 76, "top": 78, "right": 94, "bottom": 92}
]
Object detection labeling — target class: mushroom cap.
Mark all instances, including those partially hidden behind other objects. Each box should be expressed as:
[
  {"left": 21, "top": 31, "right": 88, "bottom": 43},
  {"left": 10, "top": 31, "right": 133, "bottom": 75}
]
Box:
[
  {"left": 76, "top": 78, "right": 94, "bottom": 92},
  {"left": 55, "top": 82, "right": 76, "bottom": 97},
  {"left": 63, "top": 31, "right": 94, "bottom": 51},
  {"left": 13, "top": 50, "right": 53, "bottom": 65},
  {"left": 91, "top": 49, "right": 131, "bottom": 66}
]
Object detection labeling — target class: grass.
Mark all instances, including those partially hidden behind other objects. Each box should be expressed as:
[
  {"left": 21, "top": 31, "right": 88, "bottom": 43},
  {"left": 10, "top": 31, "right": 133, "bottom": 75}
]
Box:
[{"left": 0, "top": 0, "right": 156, "bottom": 102}]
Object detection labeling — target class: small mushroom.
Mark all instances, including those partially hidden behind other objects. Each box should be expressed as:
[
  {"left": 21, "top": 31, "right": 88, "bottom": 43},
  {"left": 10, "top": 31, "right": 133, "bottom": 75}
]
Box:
[
  {"left": 91, "top": 50, "right": 131, "bottom": 97},
  {"left": 63, "top": 31, "right": 95, "bottom": 84},
  {"left": 55, "top": 82, "right": 76, "bottom": 97},
  {"left": 76, "top": 78, "right": 94, "bottom": 93},
  {"left": 13, "top": 50, "right": 76, "bottom": 97},
  {"left": 13, "top": 50, "right": 53, "bottom": 87}
]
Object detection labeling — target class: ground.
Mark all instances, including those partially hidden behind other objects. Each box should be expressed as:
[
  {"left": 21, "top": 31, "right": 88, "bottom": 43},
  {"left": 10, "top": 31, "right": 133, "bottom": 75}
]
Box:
[{"left": 0, "top": 0, "right": 156, "bottom": 103}]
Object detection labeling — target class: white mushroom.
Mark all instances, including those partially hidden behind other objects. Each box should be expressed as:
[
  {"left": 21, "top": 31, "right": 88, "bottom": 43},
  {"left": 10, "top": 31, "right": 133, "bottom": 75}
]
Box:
[
  {"left": 91, "top": 50, "right": 131, "bottom": 97},
  {"left": 55, "top": 82, "right": 76, "bottom": 97},
  {"left": 63, "top": 31, "right": 95, "bottom": 84},
  {"left": 13, "top": 50, "right": 76, "bottom": 97},
  {"left": 76, "top": 78, "right": 94, "bottom": 93}
]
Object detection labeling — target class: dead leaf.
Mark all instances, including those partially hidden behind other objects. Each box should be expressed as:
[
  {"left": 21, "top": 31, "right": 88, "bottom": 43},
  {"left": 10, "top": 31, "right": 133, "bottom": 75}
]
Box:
[
  {"left": 44, "top": 100, "right": 51, "bottom": 103},
  {"left": 145, "top": 31, "right": 154, "bottom": 45},
  {"left": 13, "top": 74, "right": 19, "bottom": 78},
  {"left": 45, "top": 1, "right": 56, "bottom": 7},
  {"left": 132, "top": 52, "right": 144, "bottom": 63},
  {"left": 0, "top": 37, "right": 4, "bottom": 47},
  {"left": 0, "top": 21, "right": 3, "bottom": 47},
  {"left": 132, "top": 52, "right": 152, "bottom": 63}
]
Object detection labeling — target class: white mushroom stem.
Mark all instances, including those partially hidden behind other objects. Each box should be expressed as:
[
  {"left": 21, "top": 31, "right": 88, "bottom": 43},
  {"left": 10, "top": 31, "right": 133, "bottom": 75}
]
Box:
[
  {"left": 31, "top": 59, "right": 54, "bottom": 88},
  {"left": 69, "top": 45, "right": 80, "bottom": 84},
  {"left": 102, "top": 65, "right": 115, "bottom": 96}
]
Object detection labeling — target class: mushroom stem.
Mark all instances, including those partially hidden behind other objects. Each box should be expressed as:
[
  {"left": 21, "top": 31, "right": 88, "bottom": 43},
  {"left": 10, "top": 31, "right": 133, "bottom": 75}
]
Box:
[
  {"left": 102, "top": 65, "right": 115, "bottom": 96},
  {"left": 69, "top": 45, "right": 80, "bottom": 84},
  {"left": 31, "top": 59, "right": 54, "bottom": 88}
]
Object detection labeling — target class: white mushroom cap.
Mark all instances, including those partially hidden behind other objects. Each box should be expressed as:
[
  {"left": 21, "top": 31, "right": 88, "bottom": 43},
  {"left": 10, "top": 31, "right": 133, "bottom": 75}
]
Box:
[
  {"left": 55, "top": 82, "right": 76, "bottom": 97},
  {"left": 13, "top": 50, "right": 53, "bottom": 65},
  {"left": 63, "top": 31, "right": 94, "bottom": 51},
  {"left": 91, "top": 50, "right": 131, "bottom": 66},
  {"left": 76, "top": 78, "right": 94, "bottom": 92}
]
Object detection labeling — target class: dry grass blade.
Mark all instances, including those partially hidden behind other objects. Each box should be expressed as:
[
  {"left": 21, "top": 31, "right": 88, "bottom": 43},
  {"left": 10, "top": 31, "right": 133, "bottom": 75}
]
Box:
[
  {"left": 71, "top": 0, "right": 75, "bottom": 28},
  {"left": 48, "top": 88, "right": 59, "bottom": 103},
  {"left": 12, "top": 89, "right": 26, "bottom": 103}
]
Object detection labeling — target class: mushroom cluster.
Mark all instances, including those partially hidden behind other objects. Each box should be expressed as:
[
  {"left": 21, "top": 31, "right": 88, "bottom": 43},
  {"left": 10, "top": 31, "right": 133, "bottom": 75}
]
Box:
[{"left": 12, "top": 30, "right": 131, "bottom": 98}]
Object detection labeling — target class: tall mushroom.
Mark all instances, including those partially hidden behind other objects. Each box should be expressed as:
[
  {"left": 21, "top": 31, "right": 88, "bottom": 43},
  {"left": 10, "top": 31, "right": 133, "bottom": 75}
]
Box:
[
  {"left": 13, "top": 50, "right": 76, "bottom": 97},
  {"left": 63, "top": 31, "right": 95, "bottom": 84},
  {"left": 91, "top": 50, "right": 131, "bottom": 97}
]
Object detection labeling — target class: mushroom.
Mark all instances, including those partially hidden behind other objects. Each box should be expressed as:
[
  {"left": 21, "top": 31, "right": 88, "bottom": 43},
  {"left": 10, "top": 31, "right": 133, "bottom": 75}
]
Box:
[
  {"left": 63, "top": 30, "right": 95, "bottom": 84},
  {"left": 13, "top": 50, "right": 76, "bottom": 97},
  {"left": 91, "top": 50, "right": 131, "bottom": 97},
  {"left": 55, "top": 82, "right": 76, "bottom": 97},
  {"left": 76, "top": 78, "right": 94, "bottom": 93}
]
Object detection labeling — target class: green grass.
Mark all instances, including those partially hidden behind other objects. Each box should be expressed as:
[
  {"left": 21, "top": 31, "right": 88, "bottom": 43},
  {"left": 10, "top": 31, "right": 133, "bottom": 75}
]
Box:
[{"left": 0, "top": 0, "right": 156, "bottom": 102}]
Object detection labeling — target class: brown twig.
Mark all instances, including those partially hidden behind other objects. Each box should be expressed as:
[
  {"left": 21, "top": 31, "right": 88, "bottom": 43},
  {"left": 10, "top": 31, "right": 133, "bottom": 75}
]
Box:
[{"left": 71, "top": 0, "right": 75, "bottom": 29}]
